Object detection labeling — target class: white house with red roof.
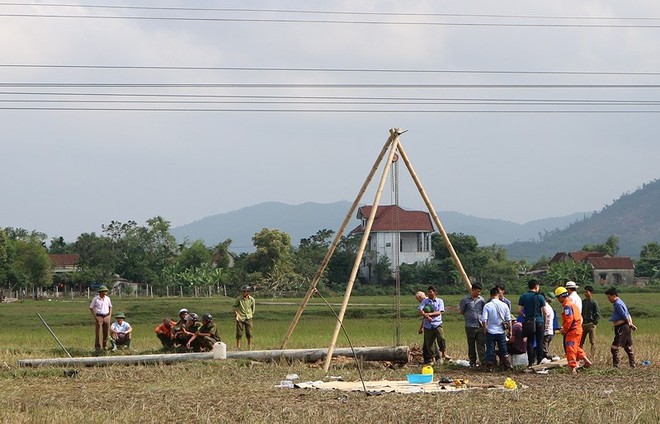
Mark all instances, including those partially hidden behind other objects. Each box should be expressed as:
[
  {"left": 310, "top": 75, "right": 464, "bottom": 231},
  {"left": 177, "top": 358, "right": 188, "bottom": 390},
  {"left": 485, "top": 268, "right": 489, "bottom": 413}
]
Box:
[
  {"left": 351, "top": 205, "right": 435, "bottom": 280},
  {"left": 549, "top": 251, "right": 636, "bottom": 286}
]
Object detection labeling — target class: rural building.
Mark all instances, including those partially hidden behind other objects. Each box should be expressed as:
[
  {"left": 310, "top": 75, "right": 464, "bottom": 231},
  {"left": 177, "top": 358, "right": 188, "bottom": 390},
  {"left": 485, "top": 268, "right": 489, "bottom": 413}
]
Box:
[
  {"left": 48, "top": 254, "right": 80, "bottom": 275},
  {"left": 549, "top": 251, "right": 636, "bottom": 286},
  {"left": 351, "top": 205, "right": 434, "bottom": 281}
]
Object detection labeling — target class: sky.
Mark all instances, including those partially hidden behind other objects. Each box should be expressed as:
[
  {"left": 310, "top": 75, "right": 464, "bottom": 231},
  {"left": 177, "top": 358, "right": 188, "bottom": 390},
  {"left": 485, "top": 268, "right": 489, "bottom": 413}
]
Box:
[{"left": 2, "top": 1, "right": 660, "bottom": 243}]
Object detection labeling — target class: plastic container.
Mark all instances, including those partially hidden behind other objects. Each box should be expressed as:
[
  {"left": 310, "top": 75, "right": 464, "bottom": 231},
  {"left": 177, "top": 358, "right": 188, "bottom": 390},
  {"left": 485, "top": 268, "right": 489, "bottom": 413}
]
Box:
[
  {"left": 212, "top": 341, "right": 227, "bottom": 359},
  {"left": 421, "top": 365, "right": 434, "bottom": 375},
  {"left": 407, "top": 373, "right": 433, "bottom": 384}
]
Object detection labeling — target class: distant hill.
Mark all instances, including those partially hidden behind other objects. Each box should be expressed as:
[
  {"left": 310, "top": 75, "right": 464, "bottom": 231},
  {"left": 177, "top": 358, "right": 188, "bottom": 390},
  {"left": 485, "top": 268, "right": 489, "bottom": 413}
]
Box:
[
  {"left": 505, "top": 179, "right": 660, "bottom": 261},
  {"left": 171, "top": 201, "right": 585, "bottom": 253}
]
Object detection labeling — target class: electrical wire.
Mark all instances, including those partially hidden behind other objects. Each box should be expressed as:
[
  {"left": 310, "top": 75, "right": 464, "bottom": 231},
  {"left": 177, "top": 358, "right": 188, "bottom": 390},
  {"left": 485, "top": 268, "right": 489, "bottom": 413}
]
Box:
[
  {"left": 4, "top": 63, "right": 660, "bottom": 77},
  {"left": 2, "top": 10, "right": 660, "bottom": 28},
  {"left": 1, "top": 2, "right": 659, "bottom": 22}
]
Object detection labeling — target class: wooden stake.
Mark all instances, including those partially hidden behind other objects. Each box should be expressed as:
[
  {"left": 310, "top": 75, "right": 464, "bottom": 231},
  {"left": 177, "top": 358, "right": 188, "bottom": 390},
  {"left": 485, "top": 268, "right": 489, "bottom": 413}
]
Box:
[
  {"left": 322, "top": 129, "right": 403, "bottom": 372},
  {"left": 397, "top": 141, "right": 472, "bottom": 292},
  {"left": 280, "top": 131, "right": 398, "bottom": 349}
]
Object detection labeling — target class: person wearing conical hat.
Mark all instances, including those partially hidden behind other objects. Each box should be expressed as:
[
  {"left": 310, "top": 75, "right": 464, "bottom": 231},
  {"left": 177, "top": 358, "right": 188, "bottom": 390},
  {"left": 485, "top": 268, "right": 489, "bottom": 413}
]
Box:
[{"left": 89, "top": 285, "right": 112, "bottom": 351}]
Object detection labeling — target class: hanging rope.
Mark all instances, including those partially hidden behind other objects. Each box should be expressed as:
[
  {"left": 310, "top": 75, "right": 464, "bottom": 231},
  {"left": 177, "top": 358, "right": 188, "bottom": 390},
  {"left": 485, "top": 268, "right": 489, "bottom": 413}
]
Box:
[{"left": 391, "top": 151, "right": 401, "bottom": 346}]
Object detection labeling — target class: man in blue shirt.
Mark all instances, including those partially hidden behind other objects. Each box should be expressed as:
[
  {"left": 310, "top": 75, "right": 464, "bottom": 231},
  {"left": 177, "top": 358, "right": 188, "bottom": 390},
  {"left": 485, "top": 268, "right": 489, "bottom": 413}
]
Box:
[
  {"left": 517, "top": 279, "right": 546, "bottom": 366},
  {"left": 605, "top": 287, "right": 637, "bottom": 368},
  {"left": 419, "top": 285, "right": 451, "bottom": 364},
  {"left": 459, "top": 283, "right": 486, "bottom": 368}
]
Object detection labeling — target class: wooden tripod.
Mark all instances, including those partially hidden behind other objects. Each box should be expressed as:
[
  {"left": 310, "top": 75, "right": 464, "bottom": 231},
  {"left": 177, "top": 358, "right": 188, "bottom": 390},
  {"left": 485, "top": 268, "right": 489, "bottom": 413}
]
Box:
[{"left": 280, "top": 128, "right": 472, "bottom": 372}]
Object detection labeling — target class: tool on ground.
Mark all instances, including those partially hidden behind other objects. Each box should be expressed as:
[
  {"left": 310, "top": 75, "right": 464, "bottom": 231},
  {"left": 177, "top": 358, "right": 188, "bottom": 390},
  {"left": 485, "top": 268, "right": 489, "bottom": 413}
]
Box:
[{"left": 37, "top": 313, "right": 72, "bottom": 358}]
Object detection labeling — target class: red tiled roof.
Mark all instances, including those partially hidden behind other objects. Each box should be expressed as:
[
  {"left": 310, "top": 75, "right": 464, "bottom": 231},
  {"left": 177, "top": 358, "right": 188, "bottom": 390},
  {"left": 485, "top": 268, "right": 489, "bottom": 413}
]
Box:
[
  {"left": 570, "top": 251, "right": 609, "bottom": 262},
  {"left": 49, "top": 254, "right": 80, "bottom": 267},
  {"left": 352, "top": 205, "right": 434, "bottom": 233},
  {"left": 585, "top": 256, "right": 634, "bottom": 270}
]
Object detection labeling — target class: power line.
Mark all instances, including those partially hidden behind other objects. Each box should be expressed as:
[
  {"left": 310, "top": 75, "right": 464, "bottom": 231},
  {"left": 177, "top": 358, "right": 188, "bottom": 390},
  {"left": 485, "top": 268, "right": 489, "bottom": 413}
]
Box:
[
  {"left": 1, "top": 106, "right": 659, "bottom": 113},
  {"left": 3, "top": 12, "right": 660, "bottom": 28},
  {"left": 2, "top": 64, "right": 660, "bottom": 77},
  {"left": 1, "top": 2, "right": 659, "bottom": 22},
  {"left": 3, "top": 82, "right": 660, "bottom": 89}
]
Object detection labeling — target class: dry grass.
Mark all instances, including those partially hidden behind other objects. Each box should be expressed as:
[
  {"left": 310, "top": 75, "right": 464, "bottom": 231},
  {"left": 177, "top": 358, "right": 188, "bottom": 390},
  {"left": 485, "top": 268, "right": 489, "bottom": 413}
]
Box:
[
  {"left": 1, "top": 357, "right": 659, "bottom": 424},
  {"left": 1, "top": 294, "right": 659, "bottom": 423}
]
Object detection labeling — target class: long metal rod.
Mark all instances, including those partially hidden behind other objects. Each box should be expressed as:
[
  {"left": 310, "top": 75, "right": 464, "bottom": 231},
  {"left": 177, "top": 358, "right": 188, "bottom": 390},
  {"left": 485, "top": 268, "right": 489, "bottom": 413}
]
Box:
[
  {"left": 323, "top": 129, "right": 402, "bottom": 372},
  {"left": 280, "top": 131, "right": 396, "bottom": 349},
  {"left": 37, "top": 313, "right": 73, "bottom": 358},
  {"left": 396, "top": 140, "right": 472, "bottom": 291}
]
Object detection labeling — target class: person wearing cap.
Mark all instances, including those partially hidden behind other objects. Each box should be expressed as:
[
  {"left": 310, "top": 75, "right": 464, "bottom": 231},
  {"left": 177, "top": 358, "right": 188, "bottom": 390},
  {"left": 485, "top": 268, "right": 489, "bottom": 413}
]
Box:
[
  {"left": 233, "top": 285, "right": 256, "bottom": 350},
  {"left": 89, "top": 285, "right": 112, "bottom": 351},
  {"left": 565, "top": 281, "right": 582, "bottom": 313},
  {"left": 459, "top": 283, "right": 486, "bottom": 368},
  {"left": 154, "top": 317, "right": 177, "bottom": 349},
  {"left": 541, "top": 291, "right": 556, "bottom": 362},
  {"left": 555, "top": 287, "right": 592, "bottom": 373},
  {"left": 605, "top": 287, "right": 637, "bottom": 368},
  {"left": 179, "top": 313, "right": 201, "bottom": 351},
  {"left": 110, "top": 312, "right": 132, "bottom": 351},
  {"left": 188, "top": 314, "right": 221, "bottom": 352},
  {"left": 418, "top": 285, "right": 451, "bottom": 364},
  {"left": 172, "top": 308, "right": 191, "bottom": 347},
  {"left": 580, "top": 285, "right": 601, "bottom": 358}
]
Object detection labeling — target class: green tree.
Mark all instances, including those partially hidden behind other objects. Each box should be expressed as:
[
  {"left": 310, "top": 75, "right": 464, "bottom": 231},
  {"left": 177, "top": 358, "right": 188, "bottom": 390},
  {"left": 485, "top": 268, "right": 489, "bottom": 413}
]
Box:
[
  {"left": 177, "top": 240, "right": 212, "bottom": 271},
  {"left": 294, "top": 229, "right": 334, "bottom": 281},
  {"left": 48, "top": 236, "right": 73, "bottom": 254},
  {"left": 582, "top": 235, "right": 620, "bottom": 255},
  {"left": 636, "top": 242, "right": 660, "bottom": 278},
  {"left": 245, "top": 228, "right": 294, "bottom": 275}
]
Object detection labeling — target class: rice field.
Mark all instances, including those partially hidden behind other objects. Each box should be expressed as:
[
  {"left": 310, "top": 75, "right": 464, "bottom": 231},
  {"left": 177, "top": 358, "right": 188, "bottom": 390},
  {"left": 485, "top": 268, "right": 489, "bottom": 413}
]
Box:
[{"left": 1, "top": 293, "right": 658, "bottom": 423}]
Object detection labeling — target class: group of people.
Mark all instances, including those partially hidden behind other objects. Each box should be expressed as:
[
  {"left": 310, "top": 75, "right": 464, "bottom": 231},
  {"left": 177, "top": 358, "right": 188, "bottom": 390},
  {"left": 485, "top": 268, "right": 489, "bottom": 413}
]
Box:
[
  {"left": 417, "top": 279, "right": 637, "bottom": 374},
  {"left": 88, "top": 284, "right": 257, "bottom": 352}
]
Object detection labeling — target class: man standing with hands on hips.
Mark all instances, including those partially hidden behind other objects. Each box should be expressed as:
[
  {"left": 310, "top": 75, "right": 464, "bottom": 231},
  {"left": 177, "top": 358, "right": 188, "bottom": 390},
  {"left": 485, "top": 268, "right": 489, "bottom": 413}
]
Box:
[
  {"left": 89, "top": 285, "right": 112, "bottom": 352},
  {"left": 234, "top": 285, "right": 255, "bottom": 350},
  {"left": 605, "top": 287, "right": 637, "bottom": 368}
]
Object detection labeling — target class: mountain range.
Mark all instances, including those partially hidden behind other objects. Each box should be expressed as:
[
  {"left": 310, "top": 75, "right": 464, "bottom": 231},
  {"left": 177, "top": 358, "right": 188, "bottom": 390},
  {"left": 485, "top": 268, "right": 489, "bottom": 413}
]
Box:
[{"left": 171, "top": 179, "right": 660, "bottom": 262}]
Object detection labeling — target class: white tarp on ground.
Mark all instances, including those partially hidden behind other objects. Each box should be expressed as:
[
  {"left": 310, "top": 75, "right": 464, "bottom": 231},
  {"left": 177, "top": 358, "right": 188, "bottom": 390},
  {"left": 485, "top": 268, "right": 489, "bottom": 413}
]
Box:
[{"left": 292, "top": 380, "right": 508, "bottom": 394}]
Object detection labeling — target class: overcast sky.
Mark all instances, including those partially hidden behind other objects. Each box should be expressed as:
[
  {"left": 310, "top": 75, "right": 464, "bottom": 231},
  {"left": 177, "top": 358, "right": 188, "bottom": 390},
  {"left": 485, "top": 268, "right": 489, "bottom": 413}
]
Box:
[{"left": 2, "top": 1, "right": 660, "bottom": 243}]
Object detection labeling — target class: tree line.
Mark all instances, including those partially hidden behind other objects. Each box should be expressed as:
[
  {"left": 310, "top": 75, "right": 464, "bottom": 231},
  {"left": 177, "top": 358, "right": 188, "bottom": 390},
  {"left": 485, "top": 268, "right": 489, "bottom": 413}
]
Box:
[{"left": 1, "top": 217, "right": 659, "bottom": 298}]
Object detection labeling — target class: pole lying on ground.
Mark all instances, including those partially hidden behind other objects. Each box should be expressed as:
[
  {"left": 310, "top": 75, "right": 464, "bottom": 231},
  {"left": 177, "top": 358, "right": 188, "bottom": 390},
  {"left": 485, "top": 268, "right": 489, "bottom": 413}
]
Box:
[
  {"left": 18, "top": 346, "right": 410, "bottom": 367},
  {"left": 37, "top": 313, "right": 72, "bottom": 358}
]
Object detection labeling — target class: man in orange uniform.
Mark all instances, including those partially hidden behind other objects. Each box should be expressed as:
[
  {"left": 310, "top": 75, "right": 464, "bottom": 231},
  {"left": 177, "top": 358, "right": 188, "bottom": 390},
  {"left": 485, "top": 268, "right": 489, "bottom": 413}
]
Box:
[{"left": 555, "top": 287, "right": 593, "bottom": 374}]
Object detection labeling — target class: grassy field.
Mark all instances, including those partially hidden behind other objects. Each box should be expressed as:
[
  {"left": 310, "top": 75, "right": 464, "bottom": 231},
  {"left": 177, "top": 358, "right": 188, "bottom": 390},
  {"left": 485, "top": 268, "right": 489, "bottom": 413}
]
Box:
[{"left": 1, "top": 292, "right": 659, "bottom": 423}]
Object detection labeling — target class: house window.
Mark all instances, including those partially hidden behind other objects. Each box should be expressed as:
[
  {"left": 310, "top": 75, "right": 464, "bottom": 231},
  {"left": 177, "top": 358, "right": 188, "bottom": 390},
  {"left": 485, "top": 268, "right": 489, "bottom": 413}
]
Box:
[{"left": 613, "top": 273, "right": 622, "bottom": 285}]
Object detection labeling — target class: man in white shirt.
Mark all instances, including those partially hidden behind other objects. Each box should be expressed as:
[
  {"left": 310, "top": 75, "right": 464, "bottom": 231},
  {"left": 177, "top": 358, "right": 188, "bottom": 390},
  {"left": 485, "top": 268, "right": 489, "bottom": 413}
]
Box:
[
  {"left": 565, "top": 281, "right": 582, "bottom": 313},
  {"left": 89, "top": 285, "right": 112, "bottom": 351},
  {"left": 482, "top": 287, "right": 513, "bottom": 371},
  {"left": 541, "top": 291, "right": 556, "bottom": 362}
]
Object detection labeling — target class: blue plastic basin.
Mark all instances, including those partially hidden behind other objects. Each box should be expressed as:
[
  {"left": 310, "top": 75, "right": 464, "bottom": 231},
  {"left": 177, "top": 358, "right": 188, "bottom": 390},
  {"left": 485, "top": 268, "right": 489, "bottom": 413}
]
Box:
[{"left": 407, "top": 373, "right": 433, "bottom": 384}]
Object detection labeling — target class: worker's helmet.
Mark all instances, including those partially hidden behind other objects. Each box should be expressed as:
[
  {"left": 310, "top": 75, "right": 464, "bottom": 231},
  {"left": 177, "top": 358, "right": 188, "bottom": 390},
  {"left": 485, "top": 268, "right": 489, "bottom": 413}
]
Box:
[
  {"left": 202, "top": 314, "right": 213, "bottom": 321},
  {"left": 241, "top": 284, "right": 252, "bottom": 292},
  {"left": 554, "top": 287, "right": 569, "bottom": 297},
  {"left": 422, "top": 305, "right": 433, "bottom": 313}
]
